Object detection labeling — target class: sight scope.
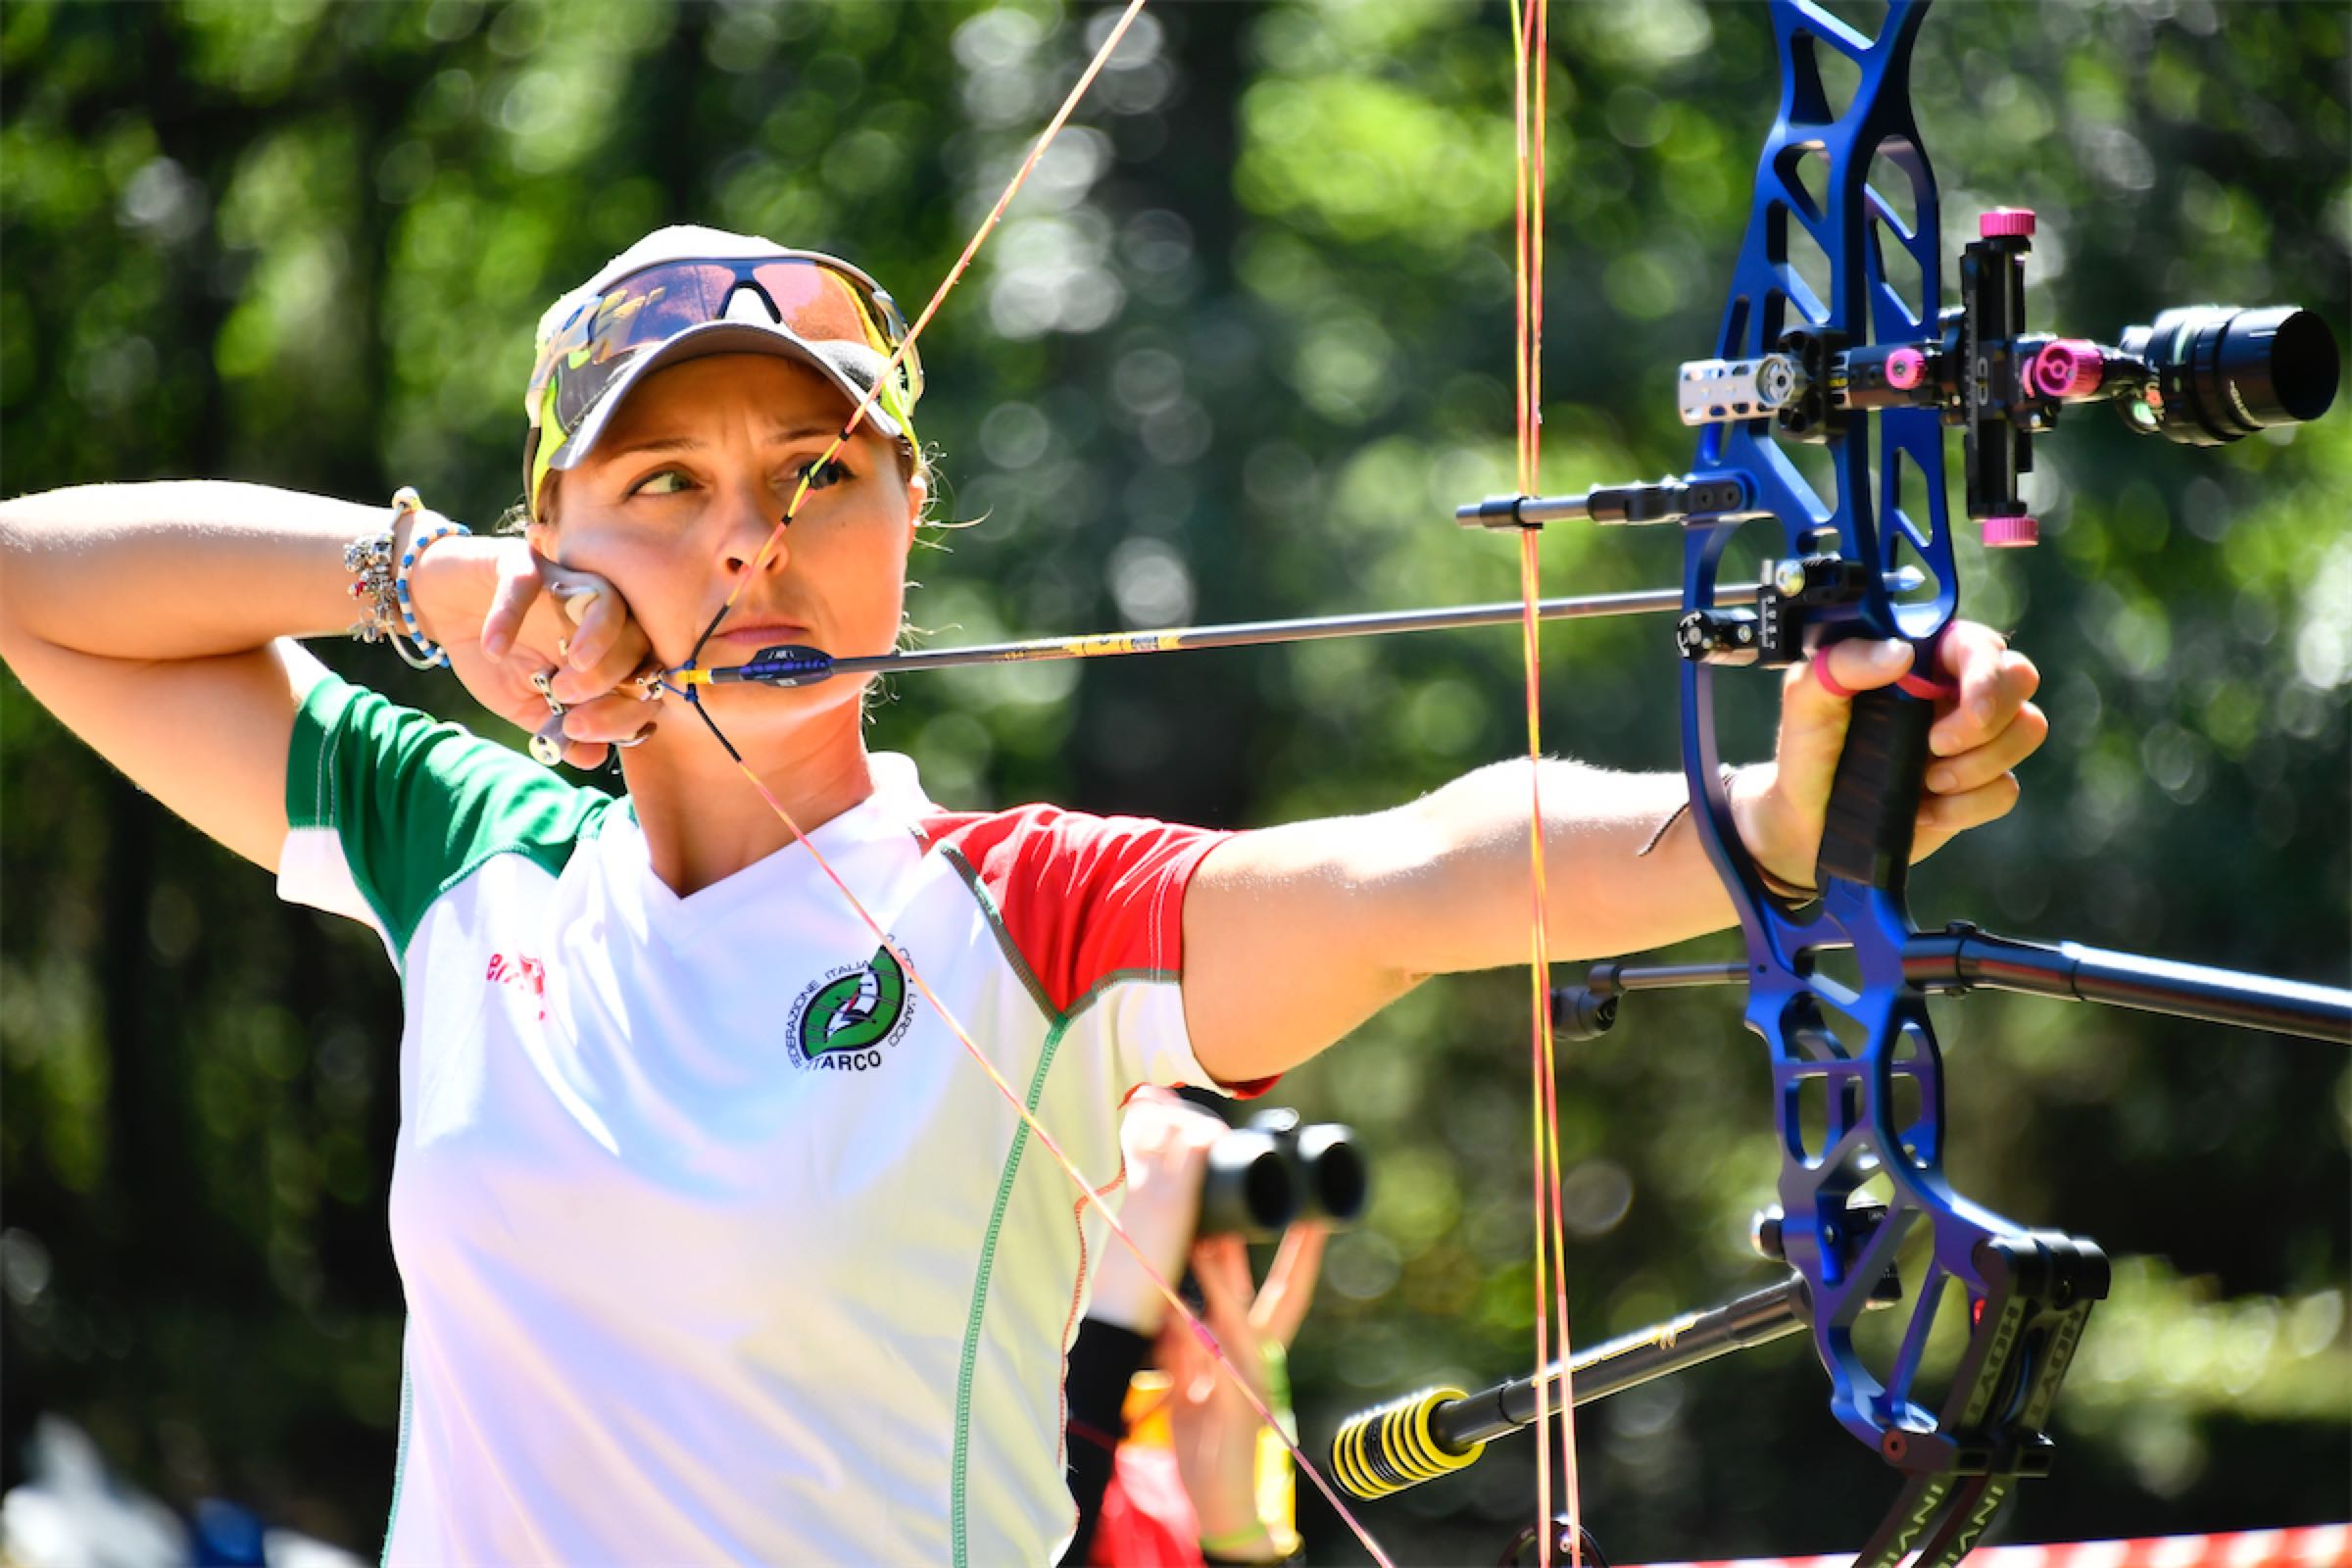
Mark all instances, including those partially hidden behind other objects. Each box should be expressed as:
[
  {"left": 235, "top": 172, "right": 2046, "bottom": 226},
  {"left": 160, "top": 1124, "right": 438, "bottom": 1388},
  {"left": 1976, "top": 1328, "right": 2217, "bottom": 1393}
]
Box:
[{"left": 2116, "top": 305, "right": 2339, "bottom": 446}]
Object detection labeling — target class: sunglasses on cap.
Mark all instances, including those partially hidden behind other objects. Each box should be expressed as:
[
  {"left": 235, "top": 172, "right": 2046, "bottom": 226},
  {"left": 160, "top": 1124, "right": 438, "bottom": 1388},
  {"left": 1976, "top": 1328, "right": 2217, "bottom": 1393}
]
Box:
[{"left": 524, "top": 252, "right": 922, "bottom": 513}]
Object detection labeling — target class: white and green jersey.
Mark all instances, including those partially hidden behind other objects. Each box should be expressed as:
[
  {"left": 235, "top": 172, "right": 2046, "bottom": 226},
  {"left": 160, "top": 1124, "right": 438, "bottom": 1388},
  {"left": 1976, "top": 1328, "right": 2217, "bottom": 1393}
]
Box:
[{"left": 277, "top": 676, "right": 1240, "bottom": 1566}]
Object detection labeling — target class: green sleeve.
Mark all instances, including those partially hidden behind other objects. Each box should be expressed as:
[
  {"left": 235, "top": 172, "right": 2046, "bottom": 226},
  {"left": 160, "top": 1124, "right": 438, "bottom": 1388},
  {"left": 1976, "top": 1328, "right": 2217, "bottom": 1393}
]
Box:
[{"left": 279, "top": 673, "right": 613, "bottom": 961}]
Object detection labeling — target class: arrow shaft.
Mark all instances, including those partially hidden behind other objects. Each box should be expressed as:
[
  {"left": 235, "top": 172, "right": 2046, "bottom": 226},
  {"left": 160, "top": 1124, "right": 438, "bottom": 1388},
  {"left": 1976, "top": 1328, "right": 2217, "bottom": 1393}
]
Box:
[
  {"left": 698, "top": 584, "right": 1743, "bottom": 688},
  {"left": 850, "top": 586, "right": 1714, "bottom": 671}
]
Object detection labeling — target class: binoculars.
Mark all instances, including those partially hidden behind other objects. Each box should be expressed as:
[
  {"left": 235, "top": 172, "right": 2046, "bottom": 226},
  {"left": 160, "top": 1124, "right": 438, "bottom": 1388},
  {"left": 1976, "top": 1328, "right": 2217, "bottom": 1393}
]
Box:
[{"left": 1197, "top": 1108, "right": 1367, "bottom": 1241}]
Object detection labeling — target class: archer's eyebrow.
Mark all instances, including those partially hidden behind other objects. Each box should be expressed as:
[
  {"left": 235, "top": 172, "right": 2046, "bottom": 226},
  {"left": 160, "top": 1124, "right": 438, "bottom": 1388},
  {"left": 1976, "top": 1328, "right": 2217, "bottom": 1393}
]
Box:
[
  {"left": 602, "top": 421, "right": 845, "bottom": 461},
  {"left": 603, "top": 435, "right": 705, "bottom": 460},
  {"left": 768, "top": 420, "right": 845, "bottom": 442}
]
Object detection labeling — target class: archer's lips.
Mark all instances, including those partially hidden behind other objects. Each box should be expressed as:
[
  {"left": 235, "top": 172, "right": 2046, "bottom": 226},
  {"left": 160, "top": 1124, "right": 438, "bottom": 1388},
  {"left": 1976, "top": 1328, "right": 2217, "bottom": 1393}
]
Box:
[{"left": 713, "top": 621, "right": 814, "bottom": 650}]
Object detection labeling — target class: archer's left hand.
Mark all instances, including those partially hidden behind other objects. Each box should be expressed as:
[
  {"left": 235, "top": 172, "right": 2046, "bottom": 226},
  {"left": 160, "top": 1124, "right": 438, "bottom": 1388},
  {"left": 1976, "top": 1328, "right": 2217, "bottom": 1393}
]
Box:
[{"left": 1734, "top": 620, "right": 2047, "bottom": 889}]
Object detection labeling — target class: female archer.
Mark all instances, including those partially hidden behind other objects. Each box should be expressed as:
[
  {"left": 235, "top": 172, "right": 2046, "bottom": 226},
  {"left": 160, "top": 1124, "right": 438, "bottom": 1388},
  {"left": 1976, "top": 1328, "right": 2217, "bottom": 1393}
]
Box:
[{"left": 0, "top": 225, "right": 2046, "bottom": 1565}]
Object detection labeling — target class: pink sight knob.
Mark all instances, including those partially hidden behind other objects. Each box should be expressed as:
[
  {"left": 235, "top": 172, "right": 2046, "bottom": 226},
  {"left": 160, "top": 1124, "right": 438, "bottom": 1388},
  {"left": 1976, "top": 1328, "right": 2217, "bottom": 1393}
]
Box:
[
  {"left": 1979, "top": 208, "right": 2037, "bottom": 238},
  {"left": 1886, "top": 348, "right": 1927, "bottom": 390},
  {"left": 1981, "top": 514, "right": 2039, "bottom": 549},
  {"left": 2033, "top": 339, "right": 2104, "bottom": 399}
]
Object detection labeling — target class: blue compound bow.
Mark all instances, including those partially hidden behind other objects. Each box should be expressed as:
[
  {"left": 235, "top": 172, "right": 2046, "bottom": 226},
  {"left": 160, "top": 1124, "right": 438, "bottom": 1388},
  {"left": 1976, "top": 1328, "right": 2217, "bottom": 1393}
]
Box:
[{"left": 1336, "top": 3, "right": 2345, "bottom": 1561}]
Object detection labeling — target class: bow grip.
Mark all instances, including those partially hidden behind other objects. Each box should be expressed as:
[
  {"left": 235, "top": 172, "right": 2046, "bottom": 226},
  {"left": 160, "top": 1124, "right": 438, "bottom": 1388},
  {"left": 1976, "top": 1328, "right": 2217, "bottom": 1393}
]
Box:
[{"left": 1815, "top": 685, "right": 1933, "bottom": 895}]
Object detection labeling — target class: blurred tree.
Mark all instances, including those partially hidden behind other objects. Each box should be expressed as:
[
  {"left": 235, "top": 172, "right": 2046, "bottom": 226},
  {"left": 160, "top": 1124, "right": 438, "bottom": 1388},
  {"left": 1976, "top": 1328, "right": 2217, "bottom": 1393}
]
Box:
[{"left": 1, "top": 0, "right": 2343, "bottom": 1557}]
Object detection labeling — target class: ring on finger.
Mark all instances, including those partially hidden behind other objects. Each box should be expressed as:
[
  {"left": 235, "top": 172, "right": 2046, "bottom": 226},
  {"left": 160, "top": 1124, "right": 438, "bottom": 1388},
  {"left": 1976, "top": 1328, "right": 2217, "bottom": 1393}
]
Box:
[
  {"left": 626, "top": 661, "right": 668, "bottom": 703},
  {"left": 527, "top": 669, "right": 568, "bottom": 766}
]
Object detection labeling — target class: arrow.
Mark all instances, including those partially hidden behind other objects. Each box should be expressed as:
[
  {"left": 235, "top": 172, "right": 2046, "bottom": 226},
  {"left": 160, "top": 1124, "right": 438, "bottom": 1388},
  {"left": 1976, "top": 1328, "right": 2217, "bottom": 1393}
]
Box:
[{"left": 675, "top": 572, "right": 1926, "bottom": 689}]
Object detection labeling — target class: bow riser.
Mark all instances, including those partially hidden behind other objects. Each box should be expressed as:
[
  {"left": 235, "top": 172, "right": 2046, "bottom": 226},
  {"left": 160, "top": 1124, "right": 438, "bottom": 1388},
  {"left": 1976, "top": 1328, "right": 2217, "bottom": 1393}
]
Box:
[{"left": 1680, "top": 0, "right": 1998, "bottom": 1474}]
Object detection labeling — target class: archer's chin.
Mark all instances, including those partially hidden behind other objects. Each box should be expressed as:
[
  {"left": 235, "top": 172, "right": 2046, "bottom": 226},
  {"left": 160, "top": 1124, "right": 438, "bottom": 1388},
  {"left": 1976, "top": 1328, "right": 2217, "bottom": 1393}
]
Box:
[{"left": 690, "top": 677, "right": 871, "bottom": 739}]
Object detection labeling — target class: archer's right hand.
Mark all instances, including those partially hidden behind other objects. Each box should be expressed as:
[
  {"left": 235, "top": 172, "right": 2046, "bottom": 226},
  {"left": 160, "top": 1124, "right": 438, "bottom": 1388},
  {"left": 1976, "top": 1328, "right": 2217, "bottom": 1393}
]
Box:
[{"left": 411, "top": 531, "right": 659, "bottom": 769}]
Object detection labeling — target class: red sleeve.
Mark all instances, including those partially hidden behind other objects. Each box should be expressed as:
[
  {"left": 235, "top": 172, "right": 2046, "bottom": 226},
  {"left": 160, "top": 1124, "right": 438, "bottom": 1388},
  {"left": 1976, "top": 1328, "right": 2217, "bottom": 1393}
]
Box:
[{"left": 916, "top": 805, "right": 1230, "bottom": 1017}]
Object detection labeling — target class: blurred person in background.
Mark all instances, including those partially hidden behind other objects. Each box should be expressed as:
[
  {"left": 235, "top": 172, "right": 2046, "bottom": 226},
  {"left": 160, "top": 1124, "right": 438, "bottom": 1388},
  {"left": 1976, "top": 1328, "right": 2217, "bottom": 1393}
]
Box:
[
  {"left": 1065, "top": 1090, "right": 1325, "bottom": 1568},
  {"left": 0, "top": 224, "right": 2047, "bottom": 1564}
]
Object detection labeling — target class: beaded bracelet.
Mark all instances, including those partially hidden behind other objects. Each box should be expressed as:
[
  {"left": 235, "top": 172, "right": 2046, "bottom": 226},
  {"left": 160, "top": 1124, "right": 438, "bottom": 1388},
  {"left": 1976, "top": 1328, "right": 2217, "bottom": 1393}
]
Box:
[
  {"left": 346, "top": 489, "right": 468, "bottom": 669},
  {"left": 389, "top": 487, "right": 470, "bottom": 670},
  {"left": 342, "top": 530, "right": 400, "bottom": 645}
]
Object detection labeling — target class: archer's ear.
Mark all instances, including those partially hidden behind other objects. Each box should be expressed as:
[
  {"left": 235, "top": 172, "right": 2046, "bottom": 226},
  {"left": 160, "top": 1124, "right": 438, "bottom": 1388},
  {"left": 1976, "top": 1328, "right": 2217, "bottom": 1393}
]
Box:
[
  {"left": 525, "top": 479, "right": 559, "bottom": 552},
  {"left": 903, "top": 468, "right": 928, "bottom": 541}
]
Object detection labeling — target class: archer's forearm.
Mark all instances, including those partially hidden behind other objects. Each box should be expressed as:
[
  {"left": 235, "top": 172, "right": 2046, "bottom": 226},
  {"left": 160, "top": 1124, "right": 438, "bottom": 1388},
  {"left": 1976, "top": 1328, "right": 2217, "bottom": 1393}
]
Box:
[
  {"left": 1389, "top": 757, "right": 1748, "bottom": 974},
  {"left": 0, "top": 481, "right": 398, "bottom": 662}
]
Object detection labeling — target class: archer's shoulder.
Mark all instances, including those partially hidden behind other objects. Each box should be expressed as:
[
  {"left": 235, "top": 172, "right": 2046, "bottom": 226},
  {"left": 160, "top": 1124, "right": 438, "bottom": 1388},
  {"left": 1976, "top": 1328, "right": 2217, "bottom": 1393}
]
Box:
[
  {"left": 912, "top": 801, "right": 1232, "bottom": 1014},
  {"left": 913, "top": 800, "right": 1229, "bottom": 893},
  {"left": 913, "top": 801, "right": 1233, "bottom": 943}
]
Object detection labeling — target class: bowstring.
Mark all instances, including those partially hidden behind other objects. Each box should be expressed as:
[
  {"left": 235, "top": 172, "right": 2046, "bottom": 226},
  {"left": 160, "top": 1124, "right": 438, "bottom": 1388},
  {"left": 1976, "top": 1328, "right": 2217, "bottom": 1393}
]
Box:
[
  {"left": 682, "top": 0, "right": 1152, "bottom": 683},
  {"left": 1509, "top": 0, "right": 1583, "bottom": 1562},
  {"left": 668, "top": 4, "right": 1396, "bottom": 1560}
]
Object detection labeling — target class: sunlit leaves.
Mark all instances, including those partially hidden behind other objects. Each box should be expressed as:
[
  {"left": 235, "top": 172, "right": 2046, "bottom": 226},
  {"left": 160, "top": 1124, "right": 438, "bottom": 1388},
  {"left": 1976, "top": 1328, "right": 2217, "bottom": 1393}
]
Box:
[
  {"left": 1, "top": 0, "right": 2345, "bottom": 1547},
  {"left": 1238, "top": 74, "right": 1515, "bottom": 255}
]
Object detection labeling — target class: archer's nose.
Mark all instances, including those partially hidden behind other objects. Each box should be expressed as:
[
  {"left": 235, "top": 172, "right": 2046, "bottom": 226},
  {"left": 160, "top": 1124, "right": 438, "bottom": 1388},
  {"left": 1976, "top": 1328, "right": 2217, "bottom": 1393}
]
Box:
[{"left": 718, "top": 487, "right": 790, "bottom": 577}]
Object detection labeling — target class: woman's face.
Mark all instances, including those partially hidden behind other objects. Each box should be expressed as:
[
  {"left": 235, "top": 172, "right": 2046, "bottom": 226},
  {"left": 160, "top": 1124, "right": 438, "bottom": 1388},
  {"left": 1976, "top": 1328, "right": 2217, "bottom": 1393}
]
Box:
[{"left": 533, "top": 352, "right": 925, "bottom": 733}]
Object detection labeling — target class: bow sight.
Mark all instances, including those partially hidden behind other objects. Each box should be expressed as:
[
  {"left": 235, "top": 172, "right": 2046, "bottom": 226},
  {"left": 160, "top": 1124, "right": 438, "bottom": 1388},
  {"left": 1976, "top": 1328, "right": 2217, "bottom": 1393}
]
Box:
[
  {"left": 1365, "top": 1, "right": 2349, "bottom": 1563},
  {"left": 1676, "top": 272, "right": 2340, "bottom": 547}
]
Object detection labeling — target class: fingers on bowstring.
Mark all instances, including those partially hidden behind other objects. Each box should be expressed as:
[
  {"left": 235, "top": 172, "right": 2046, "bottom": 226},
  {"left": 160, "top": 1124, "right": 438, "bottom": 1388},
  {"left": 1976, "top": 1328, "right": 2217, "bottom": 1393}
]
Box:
[
  {"left": 538, "top": 588, "right": 647, "bottom": 708},
  {"left": 559, "top": 692, "right": 661, "bottom": 755},
  {"left": 480, "top": 554, "right": 548, "bottom": 660},
  {"left": 561, "top": 579, "right": 652, "bottom": 676},
  {"left": 530, "top": 719, "right": 613, "bottom": 774}
]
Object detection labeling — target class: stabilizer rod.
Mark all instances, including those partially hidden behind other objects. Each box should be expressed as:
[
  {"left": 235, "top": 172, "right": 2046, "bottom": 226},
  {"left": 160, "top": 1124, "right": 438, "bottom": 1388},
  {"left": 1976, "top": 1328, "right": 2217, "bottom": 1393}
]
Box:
[
  {"left": 1551, "top": 926, "right": 2352, "bottom": 1046},
  {"left": 1331, "top": 1273, "right": 1824, "bottom": 1499},
  {"left": 1903, "top": 922, "right": 2352, "bottom": 1044}
]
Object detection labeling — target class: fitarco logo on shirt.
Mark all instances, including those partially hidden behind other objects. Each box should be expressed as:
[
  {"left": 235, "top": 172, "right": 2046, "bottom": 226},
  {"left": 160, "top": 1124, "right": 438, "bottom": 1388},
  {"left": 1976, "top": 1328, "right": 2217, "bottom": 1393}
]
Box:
[{"left": 787, "top": 942, "right": 917, "bottom": 1072}]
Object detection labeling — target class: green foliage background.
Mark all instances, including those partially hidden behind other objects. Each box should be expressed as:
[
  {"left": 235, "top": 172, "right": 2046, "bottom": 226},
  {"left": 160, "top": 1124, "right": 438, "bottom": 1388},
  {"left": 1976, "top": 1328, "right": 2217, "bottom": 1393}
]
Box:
[{"left": 1, "top": 1, "right": 2345, "bottom": 1558}]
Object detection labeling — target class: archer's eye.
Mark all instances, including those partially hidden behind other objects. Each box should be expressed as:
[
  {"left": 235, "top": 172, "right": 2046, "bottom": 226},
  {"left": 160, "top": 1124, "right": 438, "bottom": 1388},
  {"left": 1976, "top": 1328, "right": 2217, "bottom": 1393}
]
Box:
[
  {"left": 628, "top": 468, "right": 692, "bottom": 499},
  {"left": 800, "top": 457, "right": 851, "bottom": 492}
]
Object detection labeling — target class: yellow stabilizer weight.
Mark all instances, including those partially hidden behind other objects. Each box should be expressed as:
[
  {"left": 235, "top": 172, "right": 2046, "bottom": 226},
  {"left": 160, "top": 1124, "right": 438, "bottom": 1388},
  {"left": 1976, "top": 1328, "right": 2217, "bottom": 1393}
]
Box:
[{"left": 1330, "top": 1387, "right": 1485, "bottom": 1500}]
